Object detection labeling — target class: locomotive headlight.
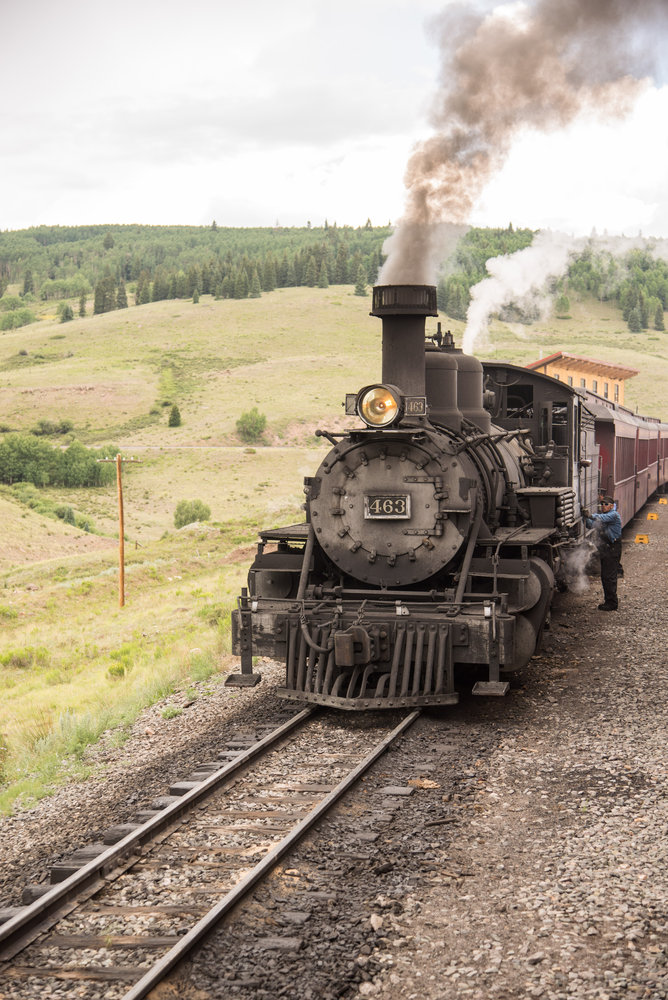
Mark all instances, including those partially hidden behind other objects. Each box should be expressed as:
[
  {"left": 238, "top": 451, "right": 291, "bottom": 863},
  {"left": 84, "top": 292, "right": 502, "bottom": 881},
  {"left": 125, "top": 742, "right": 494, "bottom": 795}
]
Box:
[{"left": 357, "top": 384, "right": 402, "bottom": 427}]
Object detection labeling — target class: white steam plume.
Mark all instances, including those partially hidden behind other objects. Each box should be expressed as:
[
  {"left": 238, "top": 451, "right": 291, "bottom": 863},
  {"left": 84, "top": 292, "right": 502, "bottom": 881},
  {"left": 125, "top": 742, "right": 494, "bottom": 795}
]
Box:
[{"left": 462, "top": 230, "right": 578, "bottom": 354}]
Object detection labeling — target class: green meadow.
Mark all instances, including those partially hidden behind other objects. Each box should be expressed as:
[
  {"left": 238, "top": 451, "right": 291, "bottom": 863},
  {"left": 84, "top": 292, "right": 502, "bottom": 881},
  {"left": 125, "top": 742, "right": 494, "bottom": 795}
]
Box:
[{"left": 0, "top": 284, "right": 666, "bottom": 812}]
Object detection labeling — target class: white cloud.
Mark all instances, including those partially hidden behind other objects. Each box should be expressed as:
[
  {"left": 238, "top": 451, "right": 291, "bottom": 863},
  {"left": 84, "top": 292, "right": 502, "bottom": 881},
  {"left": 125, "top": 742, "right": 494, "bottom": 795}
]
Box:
[
  {"left": 471, "top": 85, "right": 668, "bottom": 237},
  {"left": 1, "top": 1, "right": 667, "bottom": 234}
]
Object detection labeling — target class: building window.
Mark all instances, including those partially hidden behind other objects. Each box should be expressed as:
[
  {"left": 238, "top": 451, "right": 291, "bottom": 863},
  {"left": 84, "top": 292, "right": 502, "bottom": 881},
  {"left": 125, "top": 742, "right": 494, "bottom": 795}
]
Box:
[
  {"left": 593, "top": 379, "right": 598, "bottom": 393},
  {"left": 580, "top": 378, "right": 586, "bottom": 388},
  {"left": 614, "top": 384, "right": 619, "bottom": 402},
  {"left": 604, "top": 382, "right": 609, "bottom": 399},
  {"left": 567, "top": 376, "right": 573, "bottom": 386},
  {"left": 554, "top": 373, "right": 560, "bottom": 380}
]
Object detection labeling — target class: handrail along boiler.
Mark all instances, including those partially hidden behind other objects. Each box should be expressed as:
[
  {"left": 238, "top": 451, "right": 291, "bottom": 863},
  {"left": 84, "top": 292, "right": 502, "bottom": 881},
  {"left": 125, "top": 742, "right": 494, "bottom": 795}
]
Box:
[{"left": 230, "top": 283, "right": 608, "bottom": 708}]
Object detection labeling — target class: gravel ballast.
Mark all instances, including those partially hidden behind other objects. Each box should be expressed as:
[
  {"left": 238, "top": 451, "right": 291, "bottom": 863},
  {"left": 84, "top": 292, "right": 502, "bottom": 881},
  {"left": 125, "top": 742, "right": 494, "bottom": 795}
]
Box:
[{"left": 1, "top": 502, "right": 666, "bottom": 1000}]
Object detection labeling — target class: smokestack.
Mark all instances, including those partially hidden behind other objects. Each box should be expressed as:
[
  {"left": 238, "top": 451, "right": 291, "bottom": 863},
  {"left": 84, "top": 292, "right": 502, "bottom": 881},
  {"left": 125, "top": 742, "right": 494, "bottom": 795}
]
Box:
[{"left": 371, "top": 285, "right": 438, "bottom": 397}]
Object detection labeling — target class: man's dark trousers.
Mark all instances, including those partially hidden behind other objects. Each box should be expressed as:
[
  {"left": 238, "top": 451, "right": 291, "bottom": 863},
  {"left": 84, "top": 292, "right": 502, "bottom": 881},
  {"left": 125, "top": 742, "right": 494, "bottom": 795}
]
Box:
[{"left": 600, "top": 539, "right": 621, "bottom": 608}]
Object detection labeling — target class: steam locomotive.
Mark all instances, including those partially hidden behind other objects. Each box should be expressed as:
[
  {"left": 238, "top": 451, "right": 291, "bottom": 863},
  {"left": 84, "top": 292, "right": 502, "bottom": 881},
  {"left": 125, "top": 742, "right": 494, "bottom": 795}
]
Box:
[{"left": 230, "top": 283, "right": 668, "bottom": 709}]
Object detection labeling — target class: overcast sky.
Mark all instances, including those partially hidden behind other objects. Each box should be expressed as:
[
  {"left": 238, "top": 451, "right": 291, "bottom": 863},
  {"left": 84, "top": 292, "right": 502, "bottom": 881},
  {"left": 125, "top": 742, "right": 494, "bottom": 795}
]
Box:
[{"left": 3, "top": 0, "right": 668, "bottom": 235}]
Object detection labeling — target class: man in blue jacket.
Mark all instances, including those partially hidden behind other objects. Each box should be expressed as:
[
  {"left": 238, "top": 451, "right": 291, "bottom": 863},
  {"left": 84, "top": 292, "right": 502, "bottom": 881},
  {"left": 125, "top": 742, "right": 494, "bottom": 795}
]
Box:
[{"left": 583, "top": 496, "right": 622, "bottom": 611}]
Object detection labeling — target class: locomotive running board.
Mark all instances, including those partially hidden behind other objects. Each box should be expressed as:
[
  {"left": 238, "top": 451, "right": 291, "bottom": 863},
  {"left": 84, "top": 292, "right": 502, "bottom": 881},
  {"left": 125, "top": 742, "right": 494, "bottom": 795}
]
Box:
[{"left": 472, "top": 680, "right": 510, "bottom": 696}]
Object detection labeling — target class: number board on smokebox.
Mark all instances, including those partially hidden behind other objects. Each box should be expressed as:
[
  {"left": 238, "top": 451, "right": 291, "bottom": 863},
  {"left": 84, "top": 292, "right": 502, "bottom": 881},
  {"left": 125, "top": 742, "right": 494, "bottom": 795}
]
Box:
[{"left": 364, "top": 495, "right": 411, "bottom": 519}]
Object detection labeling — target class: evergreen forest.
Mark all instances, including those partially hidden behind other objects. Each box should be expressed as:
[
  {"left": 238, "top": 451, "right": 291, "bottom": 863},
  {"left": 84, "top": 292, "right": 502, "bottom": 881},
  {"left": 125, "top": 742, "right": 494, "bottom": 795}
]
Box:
[{"left": 0, "top": 223, "right": 666, "bottom": 334}]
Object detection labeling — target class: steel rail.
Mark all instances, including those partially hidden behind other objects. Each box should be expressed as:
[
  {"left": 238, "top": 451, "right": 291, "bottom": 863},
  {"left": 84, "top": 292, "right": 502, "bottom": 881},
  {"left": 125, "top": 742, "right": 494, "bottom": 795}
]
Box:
[
  {"left": 0, "top": 707, "right": 314, "bottom": 961},
  {"left": 122, "top": 708, "right": 421, "bottom": 1000}
]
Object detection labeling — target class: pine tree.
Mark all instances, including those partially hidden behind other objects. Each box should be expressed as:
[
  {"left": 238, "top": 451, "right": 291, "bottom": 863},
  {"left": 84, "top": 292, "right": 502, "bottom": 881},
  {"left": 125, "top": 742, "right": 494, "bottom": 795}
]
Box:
[
  {"left": 335, "top": 245, "right": 349, "bottom": 284},
  {"left": 168, "top": 404, "right": 182, "bottom": 426},
  {"left": 292, "top": 251, "right": 303, "bottom": 286},
  {"left": 318, "top": 260, "right": 329, "bottom": 288},
  {"left": 176, "top": 272, "right": 188, "bottom": 298},
  {"left": 23, "top": 268, "right": 34, "bottom": 295},
  {"left": 93, "top": 282, "right": 105, "bottom": 314},
  {"left": 116, "top": 281, "right": 128, "bottom": 308},
  {"left": 278, "top": 252, "right": 290, "bottom": 287},
  {"left": 262, "top": 254, "right": 277, "bottom": 291},
  {"left": 655, "top": 303, "right": 665, "bottom": 331},
  {"left": 136, "top": 275, "right": 151, "bottom": 305},
  {"left": 186, "top": 265, "right": 200, "bottom": 296},
  {"left": 250, "top": 268, "right": 262, "bottom": 298},
  {"left": 354, "top": 265, "right": 367, "bottom": 297},
  {"left": 348, "top": 251, "right": 363, "bottom": 283},
  {"left": 304, "top": 255, "right": 317, "bottom": 287},
  {"left": 233, "top": 269, "right": 249, "bottom": 299},
  {"left": 192, "top": 287, "right": 200, "bottom": 303},
  {"left": 628, "top": 306, "right": 642, "bottom": 332},
  {"left": 152, "top": 271, "right": 169, "bottom": 301},
  {"left": 555, "top": 293, "right": 570, "bottom": 317},
  {"left": 79, "top": 292, "right": 86, "bottom": 317}
]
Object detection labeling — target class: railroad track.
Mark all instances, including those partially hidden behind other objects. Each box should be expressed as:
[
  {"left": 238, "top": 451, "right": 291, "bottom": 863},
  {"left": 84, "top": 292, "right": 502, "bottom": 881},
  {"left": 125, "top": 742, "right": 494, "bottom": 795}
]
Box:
[{"left": 0, "top": 707, "right": 419, "bottom": 1000}]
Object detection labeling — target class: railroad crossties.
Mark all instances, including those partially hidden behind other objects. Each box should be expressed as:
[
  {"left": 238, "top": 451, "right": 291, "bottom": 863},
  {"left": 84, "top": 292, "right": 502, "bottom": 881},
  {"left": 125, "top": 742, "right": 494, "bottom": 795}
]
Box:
[{"left": 0, "top": 502, "right": 666, "bottom": 1000}]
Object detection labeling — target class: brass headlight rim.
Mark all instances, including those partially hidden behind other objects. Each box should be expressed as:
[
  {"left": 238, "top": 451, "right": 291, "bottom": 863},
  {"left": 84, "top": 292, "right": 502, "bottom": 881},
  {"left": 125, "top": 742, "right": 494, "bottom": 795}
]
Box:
[{"left": 356, "top": 383, "right": 402, "bottom": 428}]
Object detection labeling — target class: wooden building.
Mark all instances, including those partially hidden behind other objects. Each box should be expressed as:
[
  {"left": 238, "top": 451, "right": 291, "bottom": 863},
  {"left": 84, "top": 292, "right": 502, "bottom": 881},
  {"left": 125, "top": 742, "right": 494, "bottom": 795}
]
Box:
[{"left": 525, "top": 352, "right": 638, "bottom": 406}]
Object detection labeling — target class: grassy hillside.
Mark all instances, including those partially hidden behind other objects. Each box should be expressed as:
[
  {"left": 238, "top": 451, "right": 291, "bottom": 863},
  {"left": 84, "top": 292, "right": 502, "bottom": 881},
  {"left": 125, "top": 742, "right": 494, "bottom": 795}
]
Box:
[
  {"left": 0, "top": 283, "right": 666, "bottom": 812},
  {"left": 0, "top": 287, "right": 384, "bottom": 547}
]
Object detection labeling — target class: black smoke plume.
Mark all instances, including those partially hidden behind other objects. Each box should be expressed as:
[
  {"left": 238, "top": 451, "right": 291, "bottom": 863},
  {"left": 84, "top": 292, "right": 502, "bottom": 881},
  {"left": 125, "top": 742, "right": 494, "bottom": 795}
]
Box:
[{"left": 380, "top": 0, "right": 668, "bottom": 285}]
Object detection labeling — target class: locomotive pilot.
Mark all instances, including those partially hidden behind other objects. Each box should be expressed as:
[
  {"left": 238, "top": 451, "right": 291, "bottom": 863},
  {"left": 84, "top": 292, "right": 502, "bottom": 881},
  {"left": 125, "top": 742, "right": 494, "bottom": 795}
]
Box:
[{"left": 583, "top": 496, "right": 622, "bottom": 611}]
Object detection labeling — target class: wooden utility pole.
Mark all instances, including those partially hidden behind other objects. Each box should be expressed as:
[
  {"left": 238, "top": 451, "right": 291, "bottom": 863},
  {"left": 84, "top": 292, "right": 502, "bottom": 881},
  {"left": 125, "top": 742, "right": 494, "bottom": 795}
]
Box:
[
  {"left": 98, "top": 453, "right": 140, "bottom": 607},
  {"left": 117, "top": 453, "right": 125, "bottom": 607}
]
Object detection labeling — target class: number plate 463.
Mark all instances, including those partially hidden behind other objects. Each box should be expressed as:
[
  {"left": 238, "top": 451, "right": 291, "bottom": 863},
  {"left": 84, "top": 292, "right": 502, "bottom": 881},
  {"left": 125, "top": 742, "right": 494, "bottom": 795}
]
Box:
[{"left": 364, "top": 494, "right": 411, "bottom": 519}]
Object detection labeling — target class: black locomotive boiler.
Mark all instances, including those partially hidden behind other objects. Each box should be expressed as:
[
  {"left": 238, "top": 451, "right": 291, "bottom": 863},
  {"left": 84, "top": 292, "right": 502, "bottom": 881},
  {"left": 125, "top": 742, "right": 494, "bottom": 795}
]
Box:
[{"left": 231, "top": 283, "right": 601, "bottom": 709}]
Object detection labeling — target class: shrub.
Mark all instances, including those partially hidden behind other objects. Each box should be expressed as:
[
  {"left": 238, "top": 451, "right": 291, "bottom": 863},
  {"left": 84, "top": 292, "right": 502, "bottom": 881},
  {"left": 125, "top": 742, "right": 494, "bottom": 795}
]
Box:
[
  {"left": 55, "top": 505, "right": 76, "bottom": 525},
  {"left": 0, "top": 295, "right": 22, "bottom": 312},
  {"left": 168, "top": 404, "right": 182, "bottom": 427},
  {"left": 174, "top": 499, "right": 211, "bottom": 529},
  {"left": 31, "top": 418, "right": 74, "bottom": 437},
  {"left": 162, "top": 705, "right": 183, "bottom": 719},
  {"left": 0, "top": 308, "right": 35, "bottom": 331},
  {"left": 0, "top": 646, "right": 49, "bottom": 669},
  {"left": 236, "top": 407, "right": 267, "bottom": 442}
]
